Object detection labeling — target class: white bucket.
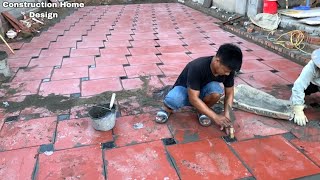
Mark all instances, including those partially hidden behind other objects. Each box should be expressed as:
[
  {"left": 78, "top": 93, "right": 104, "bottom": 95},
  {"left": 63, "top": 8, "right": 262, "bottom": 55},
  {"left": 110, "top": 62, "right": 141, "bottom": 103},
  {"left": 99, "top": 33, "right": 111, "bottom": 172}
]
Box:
[{"left": 88, "top": 103, "right": 117, "bottom": 131}]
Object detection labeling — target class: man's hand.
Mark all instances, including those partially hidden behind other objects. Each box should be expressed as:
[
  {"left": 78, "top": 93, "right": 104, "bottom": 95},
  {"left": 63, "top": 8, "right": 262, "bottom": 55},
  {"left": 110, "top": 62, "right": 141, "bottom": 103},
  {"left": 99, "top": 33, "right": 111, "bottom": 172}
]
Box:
[
  {"left": 293, "top": 105, "right": 308, "bottom": 126},
  {"left": 214, "top": 114, "right": 231, "bottom": 129}
]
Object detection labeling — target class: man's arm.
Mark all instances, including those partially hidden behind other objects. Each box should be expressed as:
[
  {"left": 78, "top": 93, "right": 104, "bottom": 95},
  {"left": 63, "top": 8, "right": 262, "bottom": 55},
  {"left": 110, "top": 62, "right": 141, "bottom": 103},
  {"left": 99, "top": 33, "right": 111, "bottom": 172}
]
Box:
[
  {"left": 291, "top": 61, "right": 317, "bottom": 105},
  {"left": 223, "top": 86, "right": 234, "bottom": 119}
]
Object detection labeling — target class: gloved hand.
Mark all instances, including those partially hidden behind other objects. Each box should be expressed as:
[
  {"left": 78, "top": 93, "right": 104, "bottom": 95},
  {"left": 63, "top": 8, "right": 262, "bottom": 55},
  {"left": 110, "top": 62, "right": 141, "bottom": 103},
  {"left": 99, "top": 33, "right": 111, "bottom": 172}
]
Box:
[{"left": 292, "top": 105, "right": 308, "bottom": 126}]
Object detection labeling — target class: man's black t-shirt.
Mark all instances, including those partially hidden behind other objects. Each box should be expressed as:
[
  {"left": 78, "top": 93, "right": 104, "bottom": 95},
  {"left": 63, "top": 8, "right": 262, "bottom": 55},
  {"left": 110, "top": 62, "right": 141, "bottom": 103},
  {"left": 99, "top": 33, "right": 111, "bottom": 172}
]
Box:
[{"left": 173, "top": 56, "right": 235, "bottom": 90}]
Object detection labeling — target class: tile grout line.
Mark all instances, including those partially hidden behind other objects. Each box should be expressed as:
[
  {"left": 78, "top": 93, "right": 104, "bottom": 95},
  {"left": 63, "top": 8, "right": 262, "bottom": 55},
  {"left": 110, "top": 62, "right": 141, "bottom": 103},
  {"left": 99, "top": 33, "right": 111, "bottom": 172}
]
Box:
[{"left": 163, "top": 145, "right": 182, "bottom": 180}]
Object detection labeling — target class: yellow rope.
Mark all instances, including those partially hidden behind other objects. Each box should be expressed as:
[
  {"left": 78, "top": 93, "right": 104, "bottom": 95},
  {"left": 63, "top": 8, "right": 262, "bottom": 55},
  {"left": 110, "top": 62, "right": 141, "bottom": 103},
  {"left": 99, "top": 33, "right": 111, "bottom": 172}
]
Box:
[{"left": 267, "top": 30, "right": 310, "bottom": 54}]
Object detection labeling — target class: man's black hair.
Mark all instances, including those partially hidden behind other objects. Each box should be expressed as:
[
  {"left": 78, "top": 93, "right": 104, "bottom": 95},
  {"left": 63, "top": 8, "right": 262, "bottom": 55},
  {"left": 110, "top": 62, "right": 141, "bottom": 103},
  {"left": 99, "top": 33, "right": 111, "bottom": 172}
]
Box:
[{"left": 216, "top": 43, "right": 243, "bottom": 72}]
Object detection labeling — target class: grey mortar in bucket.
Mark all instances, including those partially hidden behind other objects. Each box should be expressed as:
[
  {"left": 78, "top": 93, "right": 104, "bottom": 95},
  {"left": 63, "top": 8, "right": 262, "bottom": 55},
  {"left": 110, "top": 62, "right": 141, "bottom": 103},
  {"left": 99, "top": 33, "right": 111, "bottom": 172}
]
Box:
[{"left": 88, "top": 103, "right": 117, "bottom": 131}]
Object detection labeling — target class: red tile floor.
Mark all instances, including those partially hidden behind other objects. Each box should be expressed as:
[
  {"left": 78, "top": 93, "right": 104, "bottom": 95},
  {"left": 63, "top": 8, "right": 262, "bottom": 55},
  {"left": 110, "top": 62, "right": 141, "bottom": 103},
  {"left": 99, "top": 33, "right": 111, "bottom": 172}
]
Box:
[{"left": 0, "top": 3, "right": 320, "bottom": 180}]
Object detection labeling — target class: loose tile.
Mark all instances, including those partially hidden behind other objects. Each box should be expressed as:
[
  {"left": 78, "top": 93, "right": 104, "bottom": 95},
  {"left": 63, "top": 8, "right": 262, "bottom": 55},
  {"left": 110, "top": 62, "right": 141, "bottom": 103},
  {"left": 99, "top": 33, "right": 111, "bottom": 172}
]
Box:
[
  {"left": 113, "top": 113, "right": 172, "bottom": 146},
  {"left": 51, "top": 66, "right": 88, "bottom": 80},
  {"left": 167, "top": 138, "right": 251, "bottom": 179},
  {"left": 0, "top": 117, "right": 57, "bottom": 151},
  {"left": 232, "top": 135, "right": 320, "bottom": 179},
  {"left": 39, "top": 79, "right": 80, "bottom": 96},
  {"left": 37, "top": 145, "right": 104, "bottom": 180},
  {"left": 125, "top": 64, "right": 163, "bottom": 78},
  {"left": 55, "top": 118, "right": 113, "bottom": 149},
  {"left": 105, "top": 141, "right": 179, "bottom": 179},
  {"left": 62, "top": 56, "right": 95, "bottom": 67},
  {"left": 81, "top": 78, "right": 123, "bottom": 97},
  {"left": 0, "top": 147, "right": 38, "bottom": 179},
  {"left": 89, "top": 65, "right": 126, "bottom": 79},
  {"left": 238, "top": 71, "right": 291, "bottom": 88},
  {"left": 167, "top": 112, "right": 225, "bottom": 143},
  {"left": 127, "top": 54, "right": 161, "bottom": 65}
]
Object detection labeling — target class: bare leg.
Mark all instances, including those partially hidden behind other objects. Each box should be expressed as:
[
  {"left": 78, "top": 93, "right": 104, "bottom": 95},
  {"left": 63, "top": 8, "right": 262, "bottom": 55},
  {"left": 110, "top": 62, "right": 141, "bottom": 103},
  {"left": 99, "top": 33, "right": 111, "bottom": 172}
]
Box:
[{"left": 203, "top": 93, "right": 221, "bottom": 107}]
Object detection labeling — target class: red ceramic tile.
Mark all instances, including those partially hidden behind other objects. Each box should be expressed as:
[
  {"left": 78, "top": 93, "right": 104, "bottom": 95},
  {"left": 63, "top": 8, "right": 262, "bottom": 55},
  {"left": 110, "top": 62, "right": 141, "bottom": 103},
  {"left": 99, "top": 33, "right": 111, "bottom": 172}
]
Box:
[
  {"left": 21, "top": 41, "right": 50, "bottom": 49},
  {"left": 125, "top": 64, "right": 163, "bottom": 78},
  {"left": 182, "top": 38, "right": 212, "bottom": 46},
  {"left": 89, "top": 65, "right": 126, "bottom": 79},
  {"left": 107, "top": 34, "right": 133, "bottom": 41},
  {"left": 83, "top": 34, "right": 107, "bottom": 41},
  {"left": 51, "top": 66, "right": 88, "bottom": 80},
  {"left": 96, "top": 55, "right": 128, "bottom": 66},
  {"left": 156, "top": 39, "right": 184, "bottom": 46},
  {"left": 55, "top": 118, "right": 113, "bottom": 150},
  {"left": 157, "top": 45, "right": 188, "bottom": 54},
  {"left": 104, "top": 40, "right": 131, "bottom": 47},
  {"left": 156, "top": 33, "right": 181, "bottom": 40},
  {"left": 275, "top": 68, "right": 302, "bottom": 83},
  {"left": 105, "top": 141, "right": 179, "bottom": 179},
  {"left": 232, "top": 111, "right": 288, "bottom": 141},
  {"left": 160, "top": 76, "right": 178, "bottom": 86},
  {"left": 158, "top": 63, "right": 187, "bottom": 76},
  {"left": 8, "top": 57, "right": 31, "bottom": 68},
  {"left": 250, "top": 50, "right": 284, "bottom": 60},
  {"left": 232, "top": 135, "right": 320, "bottom": 179},
  {"left": 77, "top": 41, "right": 104, "bottom": 48},
  {"left": 167, "top": 138, "right": 251, "bottom": 179},
  {"left": 19, "top": 107, "right": 59, "bottom": 121},
  {"left": 129, "top": 47, "right": 160, "bottom": 56},
  {"left": 9, "top": 49, "right": 41, "bottom": 59},
  {"left": 261, "top": 59, "right": 303, "bottom": 71},
  {"left": 157, "top": 53, "right": 192, "bottom": 64},
  {"left": 121, "top": 78, "right": 144, "bottom": 90},
  {"left": 279, "top": 119, "right": 320, "bottom": 140},
  {"left": 56, "top": 35, "right": 82, "bottom": 42},
  {"left": 7, "top": 80, "right": 41, "bottom": 96},
  {"left": 70, "top": 105, "right": 92, "bottom": 119},
  {"left": 113, "top": 113, "right": 172, "bottom": 146},
  {"left": 81, "top": 78, "right": 123, "bottom": 97},
  {"left": 188, "top": 53, "right": 216, "bottom": 59},
  {"left": 0, "top": 147, "right": 38, "bottom": 179},
  {"left": 50, "top": 41, "right": 77, "bottom": 49},
  {"left": 241, "top": 42, "right": 265, "bottom": 50},
  {"left": 127, "top": 54, "right": 161, "bottom": 65},
  {"left": 241, "top": 60, "right": 273, "bottom": 73},
  {"left": 130, "top": 39, "right": 158, "bottom": 47},
  {"left": 39, "top": 48, "right": 70, "bottom": 58},
  {"left": 132, "top": 33, "right": 158, "bottom": 40},
  {"left": 234, "top": 77, "right": 248, "bottom": 86},
  {"left": 70, "top": 48, "right": 100, "bottom": 57},
  {"left": 62, "top": 56, "right": 95, "bottom": 67},
  {"left": 28, "top": 56, "right": 63, "bottom": 67},
  {"left": 167, "top": 112, "right": 225, "bottom": 143},
  {"left": 186, "top": 44, "right": 217, "bottom": 54},
  {"left": 39, "top": 79, "right": 80, "bottom": 96},
  {"left": 13, "top": 67, "right": 53, "bottom": 82},
  {"left": 0, "top": 117, "right": 56, "bottom": 151},
  {"left": 100, "top": 47, "right": 131, "bottom": 56},
  {"left": 291, "top": 138, "right": 320, "bottom": 166},
  {"left": 238, "top": 71, "right": 290, "bottom": 88},
  {"left": 118, "top": 96, "right": 142, "bottom": 116},
  {"left": 8, "top": 42, "right": 24, "bottom": 50},
  {"left": 38, "top": 145, "right": 104, "bottom": 180}
]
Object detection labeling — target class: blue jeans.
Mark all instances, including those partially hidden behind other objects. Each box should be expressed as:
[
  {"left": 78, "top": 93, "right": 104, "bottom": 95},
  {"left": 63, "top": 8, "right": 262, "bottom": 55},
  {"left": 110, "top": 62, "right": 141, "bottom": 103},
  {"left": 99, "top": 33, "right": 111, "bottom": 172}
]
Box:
[{"left": 164, "top": 81, "right": 224, "bottom": 110}]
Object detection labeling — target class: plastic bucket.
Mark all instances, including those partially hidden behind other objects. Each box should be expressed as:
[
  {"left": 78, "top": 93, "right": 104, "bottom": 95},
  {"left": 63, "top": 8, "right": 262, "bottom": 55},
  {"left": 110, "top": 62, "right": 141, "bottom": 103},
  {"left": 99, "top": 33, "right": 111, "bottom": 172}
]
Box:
[
  {"left": 88, "top": 103, "right": 117, "bottom": 131},
  {"left": 263, "top": 0, "right": 278, "bottom": 14}
]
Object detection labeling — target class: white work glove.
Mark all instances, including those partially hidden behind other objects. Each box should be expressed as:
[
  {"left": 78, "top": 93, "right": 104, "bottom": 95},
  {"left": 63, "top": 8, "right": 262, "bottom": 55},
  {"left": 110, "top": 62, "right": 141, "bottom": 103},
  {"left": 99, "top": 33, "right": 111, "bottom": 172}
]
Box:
[{"left": 292, "top": 105, "right": 308, "bottom": 126}]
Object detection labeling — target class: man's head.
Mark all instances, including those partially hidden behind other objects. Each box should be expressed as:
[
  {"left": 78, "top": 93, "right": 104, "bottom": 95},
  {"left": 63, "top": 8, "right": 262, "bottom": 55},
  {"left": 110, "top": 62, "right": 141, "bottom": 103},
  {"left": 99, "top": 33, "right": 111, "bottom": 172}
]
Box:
[
  {"left": 312, "top": 48, "right": 320, "bottom": 68},
  {"left": 213, "top": 43, "right": 243, "bottom": 76}
]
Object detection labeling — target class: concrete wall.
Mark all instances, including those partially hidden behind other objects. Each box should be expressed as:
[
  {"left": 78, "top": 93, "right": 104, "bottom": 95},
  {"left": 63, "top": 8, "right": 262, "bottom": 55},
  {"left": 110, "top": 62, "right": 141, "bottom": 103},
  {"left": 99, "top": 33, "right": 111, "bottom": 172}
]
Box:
[
  {"left": 212, "top": 0, "right": 236, "bottom": 12},
  {"left": 0, "top": 0, "right": 43, "bottom": 35}
]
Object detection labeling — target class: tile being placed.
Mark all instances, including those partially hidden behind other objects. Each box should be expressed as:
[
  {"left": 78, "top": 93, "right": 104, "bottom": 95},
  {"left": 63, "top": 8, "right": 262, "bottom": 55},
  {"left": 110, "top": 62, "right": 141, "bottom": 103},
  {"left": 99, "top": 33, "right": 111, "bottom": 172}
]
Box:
[
  {"left": 0, "top": 147, "right": 38, "bottom": 180},
  {"left": 113, "top": 113, "right": 172, "bottom": 147},
  {"left": 231, "top": 135, "right": 320, "bottom": 179},
  {"left": 55, "top": 117, "right": 113, "bottom": 150},
  {"left": 0, "top": 117, "right": 57, "bottom": 151},
  {"left": 37, "top": 145, "right": 104, "bottom": 180},
  {"left": 167, "top": 138, "right": 251, "bottom": 179},
  {"left": 105, "top": 141, "right": 179, "bottom": 179},
  {"left": 167, "top": 112, "right": 225, "bottom": 144}
]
